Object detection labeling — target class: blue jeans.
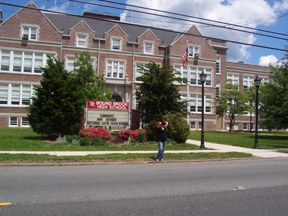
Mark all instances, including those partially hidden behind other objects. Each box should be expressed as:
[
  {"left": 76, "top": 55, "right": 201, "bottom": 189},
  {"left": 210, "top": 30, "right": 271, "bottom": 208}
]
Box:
[{"left": 157, "top": 141, "right": 165, "bottom": 160}]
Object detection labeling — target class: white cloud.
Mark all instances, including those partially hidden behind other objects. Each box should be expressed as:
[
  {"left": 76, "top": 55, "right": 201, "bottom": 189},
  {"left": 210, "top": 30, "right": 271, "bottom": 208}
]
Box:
[
  {"left": 41, "top": 2, "right": 71, "bottom": 13},
  {"left": 121, "top": 0, "right": 282, "bottom": 62},
  {"left": 258, "top": 55, "right": 279, "bottom": 66}
]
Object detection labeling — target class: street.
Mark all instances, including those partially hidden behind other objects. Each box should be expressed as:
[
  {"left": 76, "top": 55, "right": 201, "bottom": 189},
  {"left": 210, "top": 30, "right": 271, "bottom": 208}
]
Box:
[{"left": 1, "top": 158, "right": 288, "bottom": 215}]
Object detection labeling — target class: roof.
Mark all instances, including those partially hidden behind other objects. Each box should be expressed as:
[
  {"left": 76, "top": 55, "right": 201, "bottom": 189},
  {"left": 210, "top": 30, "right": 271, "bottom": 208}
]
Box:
[{"left": 44, "top": 12, "right": 180, "bottom": 46}]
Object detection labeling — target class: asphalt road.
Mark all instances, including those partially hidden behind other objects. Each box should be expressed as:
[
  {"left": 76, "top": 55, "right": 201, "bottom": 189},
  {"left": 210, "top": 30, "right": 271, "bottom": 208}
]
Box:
[{"left": 1, "top": 158, "right": 288, "bottom": 216}]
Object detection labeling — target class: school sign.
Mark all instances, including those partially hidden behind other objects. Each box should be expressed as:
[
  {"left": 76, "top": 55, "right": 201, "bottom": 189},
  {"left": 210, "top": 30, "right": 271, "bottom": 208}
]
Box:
[{"left": 85, "top": 100, "right": 130, "bottom": 130}]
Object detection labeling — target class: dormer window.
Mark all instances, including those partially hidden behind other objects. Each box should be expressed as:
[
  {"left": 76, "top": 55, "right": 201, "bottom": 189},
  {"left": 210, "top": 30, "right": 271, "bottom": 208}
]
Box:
[
  {"left": 188, "top": 45, "right": 200, "bottom": 58},
  {"left": 22, "top": 25, "right": 38, "bottom": 41},
  {"left": 144, "top": 41, "right": 154, "bottom": 54},
  {"left": 111, "top": 37, "right": 122, "bottom": 51},
  {"left": 76, "top": 33, "right": 88, "bottom": 48}
]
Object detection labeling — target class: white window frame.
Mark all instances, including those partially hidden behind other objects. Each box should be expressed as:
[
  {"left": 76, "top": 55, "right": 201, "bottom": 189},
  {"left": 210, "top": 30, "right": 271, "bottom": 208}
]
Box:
[
  {"left": 106, "top": 60, "right": 125, "bottom": 79},
  {"left": 65, "top": 55, "right": 97, "bottom": 72},
  {"left": 227, "top": 73, "right": 239, "bottom": 87},
  {"left": 0, "top": 83, "right": 34, "bottom": 107},
  {"left": 143, "top": 41, "right": 154, "bottom": 54},
  {"left": 189, "top": 67, "right": 212, "bottom": 86},
  {"left": 215, "top": 83, "right": 221, "bottom": 99},
  {"left": 20, "top": 117, "right": 30, "bottom": 127},
  {"left": 216, "top": 58, "right": 221, "bottom": 75},
  {"left": 111, "top": 37, "right": 122, "bottom": 51},
  {"left": 188, "top": 44, "right": 200, "bottom": 58},
  {"left": 135, "top": 62, "right": 148, "bottom": 82},
  {"left": 9, "top": 116, "right": 18, "bottom": 127},
  {"left": 0, "top": 50, "right": 51, "bottom": 74},
  {"left": 174, "top": 65, "right": 188, "bottom": 85},
  {"left": 189, "top": 94, "right": 213, "bottom": 114},
  {"left": 0, "top": 83, "right": 9, "bottom": 105},
  {"left": 243, "top": 75, "right": 254, "bottom": 89},
  {"left": 76, "top": 33, "right": 88, "bottom": 48},
  {"left": 21, "top": 24, "right": 39, "bottom": 41}
]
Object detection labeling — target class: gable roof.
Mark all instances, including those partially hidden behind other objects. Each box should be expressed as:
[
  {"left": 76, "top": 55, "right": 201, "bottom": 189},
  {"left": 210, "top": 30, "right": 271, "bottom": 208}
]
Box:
[{"left": 44, "top": 12, "right": 180, "bottom": 46}]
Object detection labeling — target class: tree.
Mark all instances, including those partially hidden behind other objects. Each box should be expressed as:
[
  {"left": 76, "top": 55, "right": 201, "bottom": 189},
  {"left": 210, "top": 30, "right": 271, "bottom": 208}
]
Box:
[
  {"left": 28, "top": 53, "right": 110, "bottom": 139},
  {"left": 216, "top": 84, "right": 249, "bottom": 132},
  {"left": 136, "top": 62, "right": 186, "bottom": 124},
  {"left": 259, "top": 61, "right": 288, "bottom": 130}
]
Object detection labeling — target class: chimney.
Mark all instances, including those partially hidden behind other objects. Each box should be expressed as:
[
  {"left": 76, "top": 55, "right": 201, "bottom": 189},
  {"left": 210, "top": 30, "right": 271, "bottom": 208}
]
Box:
[{"left": 83, "top": 12, "right": 120, "bottom": 21}]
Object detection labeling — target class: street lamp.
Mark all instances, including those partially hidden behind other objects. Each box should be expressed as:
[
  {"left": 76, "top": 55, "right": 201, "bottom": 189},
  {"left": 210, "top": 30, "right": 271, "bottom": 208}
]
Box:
[
  {"left": 254, "top": 76, "right": 261, "bottom": 148},
  {"left": 199, "top": 70, "right": 207, "bottom": 149}
]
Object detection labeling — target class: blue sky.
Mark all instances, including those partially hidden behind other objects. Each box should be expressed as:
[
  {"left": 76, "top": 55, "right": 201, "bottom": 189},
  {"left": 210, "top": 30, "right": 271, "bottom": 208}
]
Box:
[{"left": 1, "top": 0, "right": 287, "bottom": 66}]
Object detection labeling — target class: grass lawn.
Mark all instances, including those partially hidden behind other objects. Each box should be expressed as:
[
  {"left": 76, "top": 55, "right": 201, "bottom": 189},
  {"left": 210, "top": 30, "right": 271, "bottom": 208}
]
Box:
[
  {"left": 0, "top": 152, "right": 251, "bottom": 163},
  {"left": 189, "top": 130, "right": 288, "bottom": 149},
  {"left": 0, "top": 128, "right": 198, "bottom": 151}
]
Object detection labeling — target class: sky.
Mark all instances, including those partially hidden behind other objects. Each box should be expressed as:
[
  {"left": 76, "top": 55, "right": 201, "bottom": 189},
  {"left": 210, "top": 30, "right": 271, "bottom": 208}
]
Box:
[{"left": 0, "top": 0, "right": 287, "bottom": 66}]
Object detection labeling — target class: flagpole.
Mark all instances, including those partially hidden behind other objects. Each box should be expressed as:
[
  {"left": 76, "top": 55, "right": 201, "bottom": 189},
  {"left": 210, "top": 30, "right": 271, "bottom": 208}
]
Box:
[{"left": 186, "top": 64, "right": 190, "bottom": 125}]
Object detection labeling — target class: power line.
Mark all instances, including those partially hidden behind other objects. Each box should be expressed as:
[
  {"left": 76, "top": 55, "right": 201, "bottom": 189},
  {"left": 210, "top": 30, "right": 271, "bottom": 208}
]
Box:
[
  {"left": 0, "top": 2, "right": 287, "bottom": 52},
  {"left": 67, "top": 0, "right": 288, "bottom": 38}
]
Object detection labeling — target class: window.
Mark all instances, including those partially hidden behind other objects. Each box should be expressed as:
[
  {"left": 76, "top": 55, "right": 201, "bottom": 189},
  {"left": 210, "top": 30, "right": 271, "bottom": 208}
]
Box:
[
  {"left": 188, "top": 45, "right": 200, "bottom": 58},
  {"left": 190, "top": 122, "right": 196, "bottom": 129},
  {"left": 21, "top": 117, "right": 30, "bottom": 127},
  {"left": 22, "top": 85, "right": 32, "bottom": 105},
  {"left": 216, "top": 58, "right": 221, "bottom": 74},
  {"left": 243, "top": 123, "right": 248, "bottom": 130},
  {"left": 9, "top": 117, "right": 18, "bottom": 127},
  {"left": 76, "top": 33, "right": 88, "bottom": 48},
  {"left": 144, "top": 41, "right": 154, "bottom": 54},
  {"left": 174, "top": 65, "right": 188, "bottom": 84},
  {"left": 135, "top": 63, "right": 147, "bottom": 81},
  {"left": 65, "top": 56, "right": 97, "bottom": 72},
  {"left": 24, "top": 52, "right": 33, "bottom": 73},
  {"left": 0, "top": 83, "right": 34, "bottom": 106},
  {"left": 106, "top": 60, "right": 125, "bottom": 78},
  {"left": 0, "top": 83, "right": 8, "bottom": 104},
  {"left": 215, "top": 83, "right": 221, "bottom": 99},
  {"left": 1, "top": 50, "right": 10, "bottom": 71},
  {"left": 189, "top": 94, "right": 212, "bottom": 113},
  {"left": 0, "top": 50, "right": 50, "bottom": 74},
  {"left": 22, "top": 25, "right": 38, "bottom": 40},
  {"left": 227, "top": 73, "right": 239, "bottom": 86},
  {"left": 190, "top": 67, "right": 212, "bottom": 86},
  {"left": 111, "top": 38, "right": 122, "bottom": 51},
  {"left": 243, "top": 75, "right": 254, "bottom": 89},
  {"left": 11, "top": 84, "right": 20, "bottom": 105},
  {"left": 259, "top": 76, "right": 269, "bottom": 84}
]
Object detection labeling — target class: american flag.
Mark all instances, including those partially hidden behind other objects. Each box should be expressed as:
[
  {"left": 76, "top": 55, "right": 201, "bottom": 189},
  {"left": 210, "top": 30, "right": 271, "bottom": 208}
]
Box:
[{"left": 182, "top": 47, "right": 189, "bottom": 68}]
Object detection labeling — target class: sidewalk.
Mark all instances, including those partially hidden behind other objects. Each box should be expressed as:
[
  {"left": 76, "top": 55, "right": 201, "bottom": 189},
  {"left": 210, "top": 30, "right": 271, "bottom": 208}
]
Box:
[
  {"left": 0, "top": 139, "right": 287, "bottom": 158},
  {"left": 186, "top": 140, "right": 288, "bottom": 158}
]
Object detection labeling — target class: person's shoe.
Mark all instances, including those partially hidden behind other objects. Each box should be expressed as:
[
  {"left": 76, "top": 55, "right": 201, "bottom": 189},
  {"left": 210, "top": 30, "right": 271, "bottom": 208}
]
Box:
[{"left": 156, "top": 159, "right": 160, "bottom": 162}]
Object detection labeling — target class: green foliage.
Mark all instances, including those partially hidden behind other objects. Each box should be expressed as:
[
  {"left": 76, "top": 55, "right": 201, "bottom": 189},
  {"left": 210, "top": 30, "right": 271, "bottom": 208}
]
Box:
[
  {"left": 163, "top": 113, "right": 190, "bottom": 143},
  {"left": 136, "top": 62, "right": 186, "bottom": 124},
  {"left": 260, "top": 62, "right": 288, "bottom": 130},
  {"left": 28, "top": 52, "right": 111, "bottom": 139},
  {"left": 216, "top": 84, "right": 249, "bottom": 132}
]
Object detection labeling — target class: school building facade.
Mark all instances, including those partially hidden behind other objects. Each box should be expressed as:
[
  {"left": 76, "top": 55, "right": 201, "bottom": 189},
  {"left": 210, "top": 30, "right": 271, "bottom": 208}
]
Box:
[{"left": 0, "top": 2, "right": 271, "bottom": 130}]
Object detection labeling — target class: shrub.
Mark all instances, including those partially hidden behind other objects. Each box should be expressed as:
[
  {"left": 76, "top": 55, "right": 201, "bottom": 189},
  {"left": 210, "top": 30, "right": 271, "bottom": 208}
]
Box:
[
  {"left": 163, "top": 113, "right": 190, "bottom": 143},
  {"left": 137, "top": 129, "right": 147, "bottom": 143},
  {"left": 79, "top": 136, "right": 93, "bottom": 146},
  {"left": 91, "top": 136, "right": 109, "bottom": 146},
  {"left": 79, "top": 127, "right": 111, "bottom": 140},
  {"left": 118, "top": 130, "right": 139, "bottom": 141}
]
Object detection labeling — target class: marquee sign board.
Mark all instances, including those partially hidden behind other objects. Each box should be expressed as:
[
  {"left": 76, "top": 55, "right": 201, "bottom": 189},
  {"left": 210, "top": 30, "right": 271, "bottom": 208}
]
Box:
[{"left": 85, "top": 100, "right": 130, "bottom": 130}]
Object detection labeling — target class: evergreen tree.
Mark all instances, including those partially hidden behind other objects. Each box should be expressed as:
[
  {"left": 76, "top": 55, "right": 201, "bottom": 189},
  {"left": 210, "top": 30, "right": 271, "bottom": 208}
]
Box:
[
  {"left": 28, "top": 53, "right": 111, "bottom": 139},
  {"left": 136, "top": 62, "right": 186, "bottom": 124}
]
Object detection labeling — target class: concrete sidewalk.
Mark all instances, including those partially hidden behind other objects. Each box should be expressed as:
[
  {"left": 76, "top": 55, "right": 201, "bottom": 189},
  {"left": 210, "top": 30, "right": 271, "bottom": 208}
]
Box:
[
  {"left": 186, "top": 140, "right": 288, "bottom": 158},
  {"left": 0, "top": 139, "right": 287, "bottom": 158}
]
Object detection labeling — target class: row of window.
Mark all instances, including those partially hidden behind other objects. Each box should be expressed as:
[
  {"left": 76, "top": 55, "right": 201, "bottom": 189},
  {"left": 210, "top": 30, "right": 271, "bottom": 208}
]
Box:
[
  {"left": 0, "top": 83, "right": 35, "bottom": 106},
  {"left": 174, "top": 65, "right": 212, "bottom": 86},
  {"left": 227, "top": 73, "right": 269, "bottom": 88},
  {"left": 9, "top": 116, "right": 29, "bottom": 127},
  {"left": 180, "top": 93, "right": 213, "bottom": 113},
  {"left": 0, "top": 50, "right": 53, "bottom": 74}
]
